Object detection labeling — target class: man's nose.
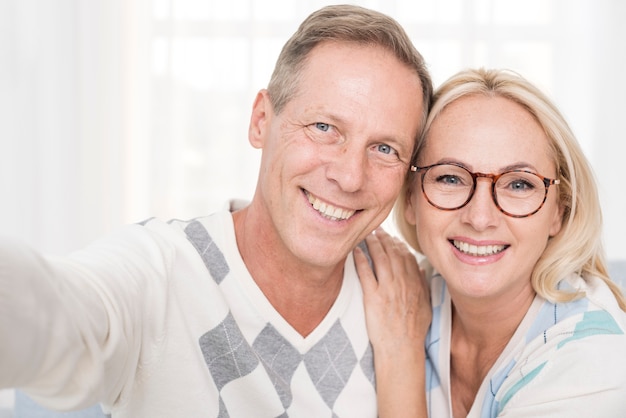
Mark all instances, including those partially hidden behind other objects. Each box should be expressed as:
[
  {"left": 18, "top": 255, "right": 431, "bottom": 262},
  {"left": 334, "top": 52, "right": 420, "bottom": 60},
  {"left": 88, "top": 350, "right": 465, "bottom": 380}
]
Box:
[{"left": 325, "top": 145, "right": 367, "bottom": 193}]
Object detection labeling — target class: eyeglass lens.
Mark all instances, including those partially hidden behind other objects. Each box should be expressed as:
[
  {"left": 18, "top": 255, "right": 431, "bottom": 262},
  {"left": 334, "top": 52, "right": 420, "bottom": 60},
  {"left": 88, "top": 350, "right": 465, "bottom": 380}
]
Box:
[{"left": 421, "top": 164, "right": 548, "bottom": 217}]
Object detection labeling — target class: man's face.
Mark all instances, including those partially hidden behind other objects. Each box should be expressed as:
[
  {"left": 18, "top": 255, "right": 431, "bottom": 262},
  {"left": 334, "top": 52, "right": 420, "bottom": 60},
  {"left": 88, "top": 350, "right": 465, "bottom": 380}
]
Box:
[{"left": 249, "top": 41, "right": 424, "bottom": 268}]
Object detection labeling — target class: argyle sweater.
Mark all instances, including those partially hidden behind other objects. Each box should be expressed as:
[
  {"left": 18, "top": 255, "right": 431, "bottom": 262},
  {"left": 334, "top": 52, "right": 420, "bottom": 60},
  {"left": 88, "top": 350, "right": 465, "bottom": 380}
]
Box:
[
  {"left": 0, "top": 206, "right": 377, "bottom": 417},
  {"left": 425, "top": 271, "right": 626, "bottom": 417}
]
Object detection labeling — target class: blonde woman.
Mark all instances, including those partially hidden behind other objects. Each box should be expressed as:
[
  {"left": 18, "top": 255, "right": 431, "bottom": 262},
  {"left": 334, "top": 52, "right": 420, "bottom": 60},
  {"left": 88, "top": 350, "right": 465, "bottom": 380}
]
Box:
[{"left": 357, "top": 68, "right": 626, "bottom": 417}]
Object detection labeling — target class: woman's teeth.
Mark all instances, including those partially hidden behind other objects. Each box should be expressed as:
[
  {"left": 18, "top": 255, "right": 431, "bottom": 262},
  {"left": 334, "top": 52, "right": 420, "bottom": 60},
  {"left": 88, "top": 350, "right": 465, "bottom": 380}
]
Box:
[{"left": 453, "top": 240, "right": 506, "bottom": 256}]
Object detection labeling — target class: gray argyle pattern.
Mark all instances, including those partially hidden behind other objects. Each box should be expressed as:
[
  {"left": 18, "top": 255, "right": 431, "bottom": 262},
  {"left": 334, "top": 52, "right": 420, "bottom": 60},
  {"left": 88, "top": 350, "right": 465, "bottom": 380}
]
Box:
[
  {"left": 253, "top": 323, "right": 301, "bottom": 408},
  {"left": 186, "top": 219, "right": 375, "bottom": 417},
  {"left": 199, "top": 312, "right": 259, "bottom": 391},
  {"left": 303, "top": 321, "right": 357, "bottom": 408},
  {"left": 198, "top": 316, "right": 362, "bottom": 415},
  {"left": 185, "top": 219, "right": 230, "bottom": 283}
]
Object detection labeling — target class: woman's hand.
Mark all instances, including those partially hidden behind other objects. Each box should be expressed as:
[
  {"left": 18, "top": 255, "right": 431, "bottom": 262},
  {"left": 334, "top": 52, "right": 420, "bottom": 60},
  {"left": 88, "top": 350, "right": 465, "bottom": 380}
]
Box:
[
  {"left": 354, "top": 227, "right": 431, "bottom": 351},
  {"left": 354, "top": 228, "right": 431, "bottom": 418}
]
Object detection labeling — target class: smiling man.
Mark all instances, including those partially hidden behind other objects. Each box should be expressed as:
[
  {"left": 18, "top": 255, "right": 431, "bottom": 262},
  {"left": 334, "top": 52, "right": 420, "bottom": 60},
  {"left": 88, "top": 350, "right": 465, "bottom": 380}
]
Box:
[
  {"left": 0, "top": 5, "right": 432, "bottom": 418},
  {"left": 236, "top": 40, "right": 427, "bottom": 337}
]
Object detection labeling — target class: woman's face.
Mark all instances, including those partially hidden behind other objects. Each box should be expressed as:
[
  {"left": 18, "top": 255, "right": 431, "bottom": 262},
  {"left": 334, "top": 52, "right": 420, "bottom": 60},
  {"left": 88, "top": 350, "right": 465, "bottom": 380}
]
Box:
[{"left": 405, "top": 95, "right": 563, "bottom": 302}]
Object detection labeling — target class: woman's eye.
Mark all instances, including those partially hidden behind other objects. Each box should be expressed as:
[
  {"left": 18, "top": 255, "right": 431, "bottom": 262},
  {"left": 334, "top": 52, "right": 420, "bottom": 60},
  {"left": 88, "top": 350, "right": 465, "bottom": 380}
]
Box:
[
  {"left": 509, "top": 179, "right": 535, "bottom": 191},
  {"left": 315, "top": 122, "right": 330, "bottom": 132},
  {"left": 437, "top": 175, "right": 462, "bottom": 185}
]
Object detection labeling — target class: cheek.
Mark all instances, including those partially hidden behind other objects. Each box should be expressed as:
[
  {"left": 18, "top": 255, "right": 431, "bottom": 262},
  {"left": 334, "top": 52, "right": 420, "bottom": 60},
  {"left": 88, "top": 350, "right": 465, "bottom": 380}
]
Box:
[
  {"left": 414, "top": 192, "right": 434, "bottom": 221},
  {"left": 271, "top": 136, "right": 322, "bottom": 174},
  {"left": 367, "top": 167, "right": 406, "bottom": 202},
  {"left": 413, "top": 199, "right": 443, "bottom": 249}
]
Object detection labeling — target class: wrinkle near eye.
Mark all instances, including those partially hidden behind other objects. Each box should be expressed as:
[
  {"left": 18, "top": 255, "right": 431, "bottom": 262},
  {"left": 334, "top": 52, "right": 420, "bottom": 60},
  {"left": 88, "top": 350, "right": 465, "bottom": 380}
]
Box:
[
  {"left": 372, "top": 143, "right": 400, "bottom": 159},
  {"left": 369, "top": 143, "right": 406, "bottom": 167},
  {"left": 304, "top": 121, "right": 342, "bottom": 145}
]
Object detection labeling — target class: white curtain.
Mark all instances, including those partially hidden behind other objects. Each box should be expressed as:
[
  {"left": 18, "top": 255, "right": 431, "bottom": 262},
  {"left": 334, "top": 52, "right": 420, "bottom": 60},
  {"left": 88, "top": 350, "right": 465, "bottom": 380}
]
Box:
[
  {"left": 1, "top": 0, "right": 151, "bottom": 254},
  {"left": 1, "top": 0, "right": 624, "bottom": 256}
]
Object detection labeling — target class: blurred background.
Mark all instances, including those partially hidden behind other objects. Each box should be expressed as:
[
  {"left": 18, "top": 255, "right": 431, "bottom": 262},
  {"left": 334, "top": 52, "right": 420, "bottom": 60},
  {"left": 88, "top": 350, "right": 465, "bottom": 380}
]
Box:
[
  {"left": 1, "top": 0, "right": 625, "bottom": 259},
  {"left": 1, "top": 0, "right": 625, "bottom": 413}
]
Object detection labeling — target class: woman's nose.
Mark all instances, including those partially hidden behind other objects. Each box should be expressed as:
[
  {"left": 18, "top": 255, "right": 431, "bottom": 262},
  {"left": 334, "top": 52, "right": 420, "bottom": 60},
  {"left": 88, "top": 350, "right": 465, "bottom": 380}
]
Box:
[{"left": 459, "top": 179, "right": 501, "bottom": 230}]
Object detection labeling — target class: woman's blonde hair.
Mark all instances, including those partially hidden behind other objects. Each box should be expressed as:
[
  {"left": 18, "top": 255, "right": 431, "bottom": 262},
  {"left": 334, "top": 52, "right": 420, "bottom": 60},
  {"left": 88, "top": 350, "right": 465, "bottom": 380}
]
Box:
[{"left": 395, "top": 67, "right": 626, "bottom": 310}]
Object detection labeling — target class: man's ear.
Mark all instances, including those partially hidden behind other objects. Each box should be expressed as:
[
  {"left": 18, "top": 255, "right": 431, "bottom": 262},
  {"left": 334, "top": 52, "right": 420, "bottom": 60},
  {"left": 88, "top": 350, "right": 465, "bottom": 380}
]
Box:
[{"left": 248, "top": 89, "right": 273, "bottom": 149}]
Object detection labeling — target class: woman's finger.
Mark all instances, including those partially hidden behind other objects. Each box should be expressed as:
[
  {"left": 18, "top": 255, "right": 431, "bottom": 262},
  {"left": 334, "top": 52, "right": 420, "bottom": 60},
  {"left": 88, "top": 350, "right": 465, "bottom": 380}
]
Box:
[{"left": 354, "top": 246, "right": 377, "bottom": 296}]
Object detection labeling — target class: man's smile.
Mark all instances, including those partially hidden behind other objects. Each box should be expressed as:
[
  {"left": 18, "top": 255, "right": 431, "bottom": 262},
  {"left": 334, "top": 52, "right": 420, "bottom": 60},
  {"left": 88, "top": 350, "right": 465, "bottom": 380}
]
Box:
[{"left": 304, "top": 190, "right": 357, "bottom": 221}]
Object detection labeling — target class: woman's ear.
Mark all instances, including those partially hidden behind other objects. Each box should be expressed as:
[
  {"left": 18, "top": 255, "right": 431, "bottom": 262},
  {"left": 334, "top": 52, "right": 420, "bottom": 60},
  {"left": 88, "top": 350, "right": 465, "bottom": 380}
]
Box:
[
  {"left": 549, "top": 202, "right": 565, "bottom": 237},
  {"left": 248, "top": 89, "right": 273, "bottom": 149},
  {"left": 404, "top": 187, "right": 417, "bottom": 226}
]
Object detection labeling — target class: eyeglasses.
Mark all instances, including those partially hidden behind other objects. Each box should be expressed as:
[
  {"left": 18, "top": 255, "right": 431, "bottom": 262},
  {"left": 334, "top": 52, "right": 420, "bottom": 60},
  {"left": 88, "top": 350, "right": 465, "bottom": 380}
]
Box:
[{"left": 410, "top": 163, "right": 560, "bottom": 218}]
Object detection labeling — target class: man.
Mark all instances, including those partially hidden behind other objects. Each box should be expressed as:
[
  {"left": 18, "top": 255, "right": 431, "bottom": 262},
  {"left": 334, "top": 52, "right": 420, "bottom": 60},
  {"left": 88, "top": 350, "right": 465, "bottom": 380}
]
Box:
[{"left": 0, "top": 5, "right": 431, "bottom": 417}]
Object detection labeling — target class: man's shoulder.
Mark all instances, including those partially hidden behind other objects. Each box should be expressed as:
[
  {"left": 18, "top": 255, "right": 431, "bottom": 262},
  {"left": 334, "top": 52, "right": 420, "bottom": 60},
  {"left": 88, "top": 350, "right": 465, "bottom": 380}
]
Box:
[{"left": 138, "top": 202, "right": 235, "bottom": 235}]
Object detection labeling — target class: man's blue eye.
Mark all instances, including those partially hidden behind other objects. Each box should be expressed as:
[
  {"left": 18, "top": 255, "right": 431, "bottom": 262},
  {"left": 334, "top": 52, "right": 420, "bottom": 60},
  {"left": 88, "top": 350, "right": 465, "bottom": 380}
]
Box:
[
  {"left": 315, "top": 122, "right": 330, "bottom": 132},
  {"left": 377, "top": 144, "right": 393, "bottom": 154}
]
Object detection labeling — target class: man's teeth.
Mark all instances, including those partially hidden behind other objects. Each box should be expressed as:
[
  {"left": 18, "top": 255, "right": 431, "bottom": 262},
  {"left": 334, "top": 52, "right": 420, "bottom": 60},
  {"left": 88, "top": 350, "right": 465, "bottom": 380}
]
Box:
[
  {"left": 306, "top": 192, "right": 356, "bottom": 221},
  {"left": 453, "top": 240, "right": 506, "bottom": 256}
]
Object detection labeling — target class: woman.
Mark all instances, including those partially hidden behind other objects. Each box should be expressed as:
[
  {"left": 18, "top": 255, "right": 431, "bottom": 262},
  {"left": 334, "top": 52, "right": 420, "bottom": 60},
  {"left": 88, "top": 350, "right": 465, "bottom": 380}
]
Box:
[{"left": 356, "top": 68, "right": 626, "bottom": 417}]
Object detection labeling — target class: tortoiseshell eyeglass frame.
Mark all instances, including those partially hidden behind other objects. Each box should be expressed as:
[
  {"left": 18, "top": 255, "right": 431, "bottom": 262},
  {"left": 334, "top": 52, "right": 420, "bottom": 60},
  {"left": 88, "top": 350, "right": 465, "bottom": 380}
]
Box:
[{"left": 410, "top": 162, "right": 561, "bottom": 218}]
